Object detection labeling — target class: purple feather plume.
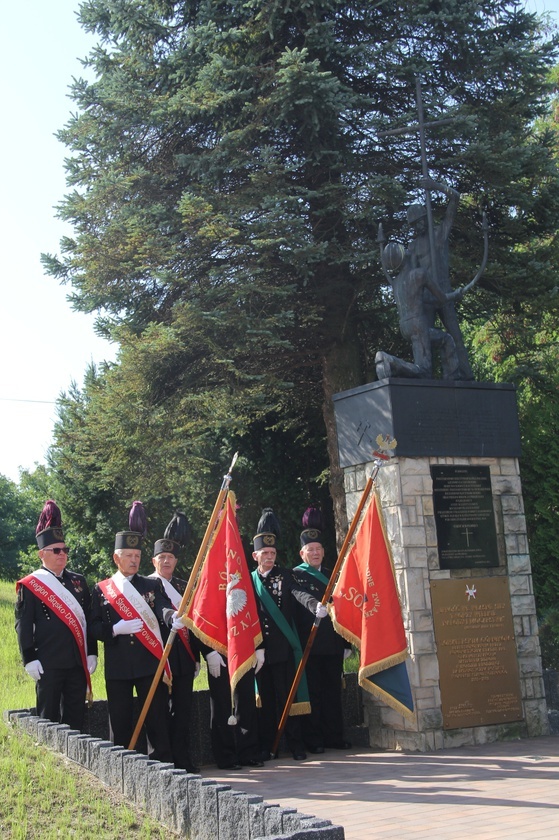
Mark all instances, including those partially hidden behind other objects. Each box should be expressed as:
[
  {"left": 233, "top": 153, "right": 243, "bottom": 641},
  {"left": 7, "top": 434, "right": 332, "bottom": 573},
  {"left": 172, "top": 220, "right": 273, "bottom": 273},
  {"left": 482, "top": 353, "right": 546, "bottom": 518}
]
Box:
[
  {"left": 36, "top": 500, "right": 62, "bottom": 534},
  {"left": 129, "top": 501, "right": 148, "bottom": 537},
  {"left": 302, "top": 505, "right": 323, "bottom": 531}
]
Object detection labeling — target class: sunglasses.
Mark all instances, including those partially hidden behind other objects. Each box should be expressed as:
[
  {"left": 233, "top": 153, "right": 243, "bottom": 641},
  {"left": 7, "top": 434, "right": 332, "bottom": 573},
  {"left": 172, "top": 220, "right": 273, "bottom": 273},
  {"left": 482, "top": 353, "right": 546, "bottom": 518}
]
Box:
[{"left": 43, "top": 547, "right": 70, "bottom": 555}]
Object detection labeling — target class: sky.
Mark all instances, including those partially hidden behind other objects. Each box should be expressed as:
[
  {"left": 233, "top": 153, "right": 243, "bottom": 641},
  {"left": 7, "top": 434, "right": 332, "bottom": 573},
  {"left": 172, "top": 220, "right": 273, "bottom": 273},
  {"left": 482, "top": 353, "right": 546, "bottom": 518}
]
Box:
[{"left": 0, "top": 1, "right": 558, "bottom": 484}]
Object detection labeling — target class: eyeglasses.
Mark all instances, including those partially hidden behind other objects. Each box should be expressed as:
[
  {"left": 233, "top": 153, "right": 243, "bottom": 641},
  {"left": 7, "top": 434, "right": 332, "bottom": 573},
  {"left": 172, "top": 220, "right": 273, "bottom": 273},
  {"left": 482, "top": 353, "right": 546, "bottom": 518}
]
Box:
[{"left": 43, "top": 547, "right": 70, "bottom": 555}]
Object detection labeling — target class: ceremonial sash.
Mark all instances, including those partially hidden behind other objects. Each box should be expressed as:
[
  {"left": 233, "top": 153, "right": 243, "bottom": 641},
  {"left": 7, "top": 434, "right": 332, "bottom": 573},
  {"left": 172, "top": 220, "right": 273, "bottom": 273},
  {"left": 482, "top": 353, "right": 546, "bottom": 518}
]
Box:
[
  {"left": 147, "top": 573, "right": 195, "bottom": 662},
  {"left": 99, "top": 573, "right": 172, "bottom": 685},
  {"left": 251, "top": 571, "right": 310, "bottom": 715},
  {"left": 293, "top": 563, "right": 329, "bottom": 587},
  {"left": 17, "top": 569, "right": 92, "bottom": 699}
]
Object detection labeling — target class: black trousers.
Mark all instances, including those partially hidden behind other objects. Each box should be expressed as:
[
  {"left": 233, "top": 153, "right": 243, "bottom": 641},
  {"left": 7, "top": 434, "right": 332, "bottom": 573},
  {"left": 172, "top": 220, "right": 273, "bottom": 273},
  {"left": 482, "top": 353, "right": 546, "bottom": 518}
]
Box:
[
  {"left": 169, "top": 672, "right": 195, "bottom": 769},
  {"left": 36, "top": 666, "right": 87, "bottom": 732},
  {"left": 106, "top": 675, "right": 173, "bottom": 762},
  {"left": 208, "top": 667, "right": 260, "bottom": 767},
  {"left": 255, "top": 659, "right": 305, "bottom": 756},
  {"left": 302, "top": 653, "right": 345, "bottom": 749}
]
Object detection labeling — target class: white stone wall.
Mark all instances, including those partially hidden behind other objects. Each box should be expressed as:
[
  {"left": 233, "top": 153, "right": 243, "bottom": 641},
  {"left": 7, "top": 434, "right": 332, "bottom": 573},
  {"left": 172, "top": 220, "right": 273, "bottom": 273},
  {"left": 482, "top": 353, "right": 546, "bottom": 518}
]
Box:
[{"left": 343, "top": 455, "right": 549, "bottom": 751}]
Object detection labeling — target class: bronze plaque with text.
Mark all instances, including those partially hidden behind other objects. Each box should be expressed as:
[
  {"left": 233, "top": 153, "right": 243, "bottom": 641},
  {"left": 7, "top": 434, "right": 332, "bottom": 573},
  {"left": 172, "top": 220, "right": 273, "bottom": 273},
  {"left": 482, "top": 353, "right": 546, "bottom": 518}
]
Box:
[
  {"left": 431, "top": 465, "right": 500, "bottom": 569},
  {"left": 431, "top": 577, "right": 523, "bottom": 729}
]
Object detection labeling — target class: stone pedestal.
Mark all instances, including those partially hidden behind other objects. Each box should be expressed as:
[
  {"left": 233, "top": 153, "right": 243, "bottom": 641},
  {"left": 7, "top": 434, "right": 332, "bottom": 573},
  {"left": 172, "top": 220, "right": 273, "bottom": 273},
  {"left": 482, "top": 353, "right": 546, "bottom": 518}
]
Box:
[{"left": 333, "top": 378, "right": 549, "bottom": 751}]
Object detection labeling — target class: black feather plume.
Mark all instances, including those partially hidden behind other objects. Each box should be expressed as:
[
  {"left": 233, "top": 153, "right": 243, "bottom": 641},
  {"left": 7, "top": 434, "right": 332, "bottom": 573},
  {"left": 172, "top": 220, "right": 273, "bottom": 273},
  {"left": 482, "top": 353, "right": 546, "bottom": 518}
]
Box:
[
  {"left": 164, "top": 510, "right": 191, "bottom": 547},
  {"left": 256, "top": 507, "right": 281, "bottom": 537}
]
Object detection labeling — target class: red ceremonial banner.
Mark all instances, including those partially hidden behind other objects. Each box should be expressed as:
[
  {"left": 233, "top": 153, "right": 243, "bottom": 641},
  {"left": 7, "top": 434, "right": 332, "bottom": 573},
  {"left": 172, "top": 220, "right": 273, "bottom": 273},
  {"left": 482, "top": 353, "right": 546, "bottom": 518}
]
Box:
[
  {"left": 186, "top": 492, "right": 263, "bottom": 695},
  {"left": 331, "top": 490, "right": 414, "bottom": 719}
]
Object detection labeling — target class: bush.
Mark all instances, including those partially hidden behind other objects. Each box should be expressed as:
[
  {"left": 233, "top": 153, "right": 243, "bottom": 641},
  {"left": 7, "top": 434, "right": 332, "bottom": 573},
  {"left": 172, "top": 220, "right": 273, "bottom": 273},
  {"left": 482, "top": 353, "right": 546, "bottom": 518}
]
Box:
[{"left": 538, "top": 609, "right": 559, "bottom": 671}]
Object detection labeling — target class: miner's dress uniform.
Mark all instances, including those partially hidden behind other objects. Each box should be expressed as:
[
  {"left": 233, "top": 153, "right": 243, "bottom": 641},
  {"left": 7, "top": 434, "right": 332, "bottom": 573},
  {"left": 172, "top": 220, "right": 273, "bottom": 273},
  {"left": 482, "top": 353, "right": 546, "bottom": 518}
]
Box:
[
  {"left": 253, "top": 565, "right": 318, "bottom": 757},
  {"left": 158, "top": 574, "right": 200, "bottom": 771},
  {"left": 15, "top": 567, "right": 97, "bottom": 731},
  {"left": 291, "top": 564, "right": 350, "bottom": 750},
  {"left": 90, "top": 573, "right": 174, "bottom": 761}
]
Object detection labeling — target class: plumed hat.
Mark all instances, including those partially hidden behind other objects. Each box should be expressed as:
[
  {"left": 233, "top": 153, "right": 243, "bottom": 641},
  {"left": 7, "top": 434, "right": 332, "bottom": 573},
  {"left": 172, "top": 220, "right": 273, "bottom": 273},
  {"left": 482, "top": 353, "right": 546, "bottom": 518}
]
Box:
[
  {"left": 253, "top": 507, "right": 281, "bottom": 551},
  {"left": 115, "top": 501, "right": 147, "bottom": 551},
  {"left": 300, "top": 505, "right": 323, "bottom": 547},
  {"left": 154, "top": 510, "right": 191, "bottom": 557},
  {"left": 36, "top": 500, "right": 65, "bottom": 549}
]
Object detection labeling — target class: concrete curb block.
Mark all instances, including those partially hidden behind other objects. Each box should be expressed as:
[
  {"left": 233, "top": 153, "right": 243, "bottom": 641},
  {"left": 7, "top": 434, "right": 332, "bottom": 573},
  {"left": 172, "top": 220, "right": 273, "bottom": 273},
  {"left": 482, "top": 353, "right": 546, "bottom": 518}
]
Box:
[{"left": 5, "top": 710, "right": 345, "bottom": 840}]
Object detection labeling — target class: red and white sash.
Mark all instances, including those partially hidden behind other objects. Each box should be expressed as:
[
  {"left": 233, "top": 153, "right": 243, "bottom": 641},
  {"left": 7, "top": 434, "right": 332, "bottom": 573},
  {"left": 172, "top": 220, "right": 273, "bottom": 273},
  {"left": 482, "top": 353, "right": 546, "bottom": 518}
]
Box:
[
  {"left": 148, "top": 573, "right": 196, "bottom": 662},
  {"left": 17, "top": 568, "right": 92, "bottom": 698},
  {"left": 98, "top": 572, "right": 172, "bottom": 684}
]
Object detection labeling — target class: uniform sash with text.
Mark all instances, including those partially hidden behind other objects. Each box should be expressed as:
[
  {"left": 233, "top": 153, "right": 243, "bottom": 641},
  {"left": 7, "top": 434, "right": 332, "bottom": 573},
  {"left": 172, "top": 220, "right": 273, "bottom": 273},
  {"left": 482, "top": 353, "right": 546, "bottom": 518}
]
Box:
[
  {"left": 17, "top": 568, "right": 92, "bottom": 699},
  {"left": 98, "top": 573, "right": 172, "bottom": 685}
]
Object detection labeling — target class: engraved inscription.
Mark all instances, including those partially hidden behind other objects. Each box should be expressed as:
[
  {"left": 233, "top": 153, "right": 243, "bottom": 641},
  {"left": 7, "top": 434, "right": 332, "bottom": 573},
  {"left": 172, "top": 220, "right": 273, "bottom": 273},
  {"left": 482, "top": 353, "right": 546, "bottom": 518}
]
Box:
[
  {"left": 431, "top": 578, "right": 523, "bottom": 729},
  {"left": 431, "top": 465, "right": 500, "bottom": 569}
]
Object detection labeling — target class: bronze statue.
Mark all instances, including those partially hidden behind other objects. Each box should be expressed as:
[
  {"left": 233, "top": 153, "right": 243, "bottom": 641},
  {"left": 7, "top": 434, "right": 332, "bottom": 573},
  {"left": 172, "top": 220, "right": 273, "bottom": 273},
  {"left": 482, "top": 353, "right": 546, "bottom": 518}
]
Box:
[{"left": 375, "top": 79, "right": 488, "bottom": 381}]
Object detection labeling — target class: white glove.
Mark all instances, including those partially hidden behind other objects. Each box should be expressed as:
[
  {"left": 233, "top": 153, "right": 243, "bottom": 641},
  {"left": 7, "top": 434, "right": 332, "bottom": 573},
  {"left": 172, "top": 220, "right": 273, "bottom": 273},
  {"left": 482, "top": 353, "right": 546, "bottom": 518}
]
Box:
[
  {"left": 315, "top": 603, "right": 328, "bottom": 619},
  {"left": 171, "top": 610, "right": 186, "bottom": 632},
  {"left": 25, "top": 660, "right": 44, "bottom": 681},
  {"left": 87, "top": 655, "right": 98, "bottom": 674},
  {"left": 113, "top": 618, "right": 143, "bottom": 636},
  {"left": 206, "top": 650, "right": 226, "bottom": 678},
  {"left": 343, "top": 648, "right": 353, "bottom": 660},
  {"left": 194, "top": 662, "right": 201, "bottom": 679},
  {"left": 254, "top": 648, "right": 265, "bottom": 674}
]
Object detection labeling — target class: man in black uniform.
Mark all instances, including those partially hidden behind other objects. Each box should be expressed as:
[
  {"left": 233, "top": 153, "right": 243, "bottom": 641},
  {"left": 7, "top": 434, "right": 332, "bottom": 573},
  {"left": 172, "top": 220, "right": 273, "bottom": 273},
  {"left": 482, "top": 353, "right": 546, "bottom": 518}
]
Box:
[
  {"left": 251, "top": 508, "right": 327, "bottom": 761},
  {"left": 91, "top": 504, "right": 184, "bottom": 761},
  {"left": 292, "top": 507, "right": 352, "bottom": 753},
  {"left": 15, "top": 500, "right": 98, "bottom": 732},
  {"left": 148, "top": 515, "right": 200, "bottom": 773}
]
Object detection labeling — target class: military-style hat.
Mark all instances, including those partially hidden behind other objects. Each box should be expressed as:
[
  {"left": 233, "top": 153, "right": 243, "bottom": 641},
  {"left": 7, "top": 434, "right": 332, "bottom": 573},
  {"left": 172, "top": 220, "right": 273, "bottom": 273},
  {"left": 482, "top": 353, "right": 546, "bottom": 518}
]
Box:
[
  {"left": 154, "top": 510, "right": 190, "bottom": 557},
  {"left": 115, "top": 501, "right": 147, "bottom": 551},
  {"left": 253, "top": 507, "right": 281, "bottom": 552},
  {"left": 300, "top": 505, "right": 323, "bottom": 547},
  {"left": 36, "top": 500, "right": 65, "bottom": 549}
]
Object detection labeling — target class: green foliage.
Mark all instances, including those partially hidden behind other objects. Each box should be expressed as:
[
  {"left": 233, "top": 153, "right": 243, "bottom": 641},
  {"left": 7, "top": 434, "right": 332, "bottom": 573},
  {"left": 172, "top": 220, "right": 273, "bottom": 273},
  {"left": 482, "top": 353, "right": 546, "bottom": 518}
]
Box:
[
  {"left": 40, "top": 1, "right": 559, "bottom": 606},
  {"left": 0, "top": 475, "right": 37, "bottom": 580},
  {"left": 538, "top": 608, "right": 559, "bottom": 671}
]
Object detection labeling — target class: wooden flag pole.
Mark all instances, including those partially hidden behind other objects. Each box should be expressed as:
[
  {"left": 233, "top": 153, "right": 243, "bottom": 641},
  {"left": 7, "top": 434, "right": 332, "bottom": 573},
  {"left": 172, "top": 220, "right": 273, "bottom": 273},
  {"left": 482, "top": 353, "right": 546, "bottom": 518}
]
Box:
[
  {"left": 271, "top": 460, "right": 384, "bottom": 757},
  {"left": 128, "top": 453, "right": 238, "bottom": 750}
]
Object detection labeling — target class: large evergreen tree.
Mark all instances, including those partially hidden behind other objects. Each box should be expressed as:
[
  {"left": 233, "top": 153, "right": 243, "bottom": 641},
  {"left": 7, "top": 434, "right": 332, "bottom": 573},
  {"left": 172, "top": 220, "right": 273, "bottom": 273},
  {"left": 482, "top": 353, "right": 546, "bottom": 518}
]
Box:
[{"left": 44, "top": 0, "right": 559, "bottom": 539}]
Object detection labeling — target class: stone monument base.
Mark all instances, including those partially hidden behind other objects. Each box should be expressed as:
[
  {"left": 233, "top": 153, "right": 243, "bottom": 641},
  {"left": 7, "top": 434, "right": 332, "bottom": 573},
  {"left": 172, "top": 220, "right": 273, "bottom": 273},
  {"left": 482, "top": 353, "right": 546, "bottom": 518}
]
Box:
[{"left": 334, "top": 379, "right": 549, "bottom": 751}]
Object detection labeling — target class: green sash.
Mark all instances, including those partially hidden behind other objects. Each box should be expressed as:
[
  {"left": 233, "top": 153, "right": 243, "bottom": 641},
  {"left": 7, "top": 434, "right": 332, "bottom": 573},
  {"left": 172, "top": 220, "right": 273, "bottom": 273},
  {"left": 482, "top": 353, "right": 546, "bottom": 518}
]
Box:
[
  {"left": 293, "top": 563, "right": 329, "bottom": 587},
  {"left": 252, "top": 570, "right": 310, "bottom": 715}
]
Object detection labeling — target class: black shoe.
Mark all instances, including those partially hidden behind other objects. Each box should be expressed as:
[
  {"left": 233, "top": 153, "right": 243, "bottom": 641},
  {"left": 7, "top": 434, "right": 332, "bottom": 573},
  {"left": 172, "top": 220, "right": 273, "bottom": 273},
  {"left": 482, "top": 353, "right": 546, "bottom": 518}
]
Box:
[
  {"left": 307, "top": 746, "right": 325, "bottom": 754},
  {"left": 259, "top": 750, "right": 274, "bottom": 762},
  {"left": 292, "top": 751, "right": 307, "bottom": 761},
  {"left": 243, "top": 759, "right": 265, "bottom": 768},
  {"left": 184, "top": 763, "right": 200, "bottom": 774},
  {"left": 217, "top": 763, "right": 243, "bottom": 770},
  {"left": 326, "top": 741, "right": 351, "bottom": 750}
]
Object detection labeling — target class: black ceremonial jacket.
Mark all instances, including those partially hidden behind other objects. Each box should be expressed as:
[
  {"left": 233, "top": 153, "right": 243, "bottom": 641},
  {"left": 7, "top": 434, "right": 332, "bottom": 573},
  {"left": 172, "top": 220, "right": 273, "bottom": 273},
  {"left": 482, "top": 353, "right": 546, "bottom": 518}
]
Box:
[
  {"left": 252, "top": 565, "right": 319, "bottom": 665},
  {"left": 291, "top": 565, "right": 348, "bottom": 657},
  {"left": 91, "top": 573, "right": 174, "bottom": 681},
  {"left": 148, "top": 573, "right": 200, "bottom": 678},
  {"left": 15, "top": 567, "right": 98, "bottom": 668}
]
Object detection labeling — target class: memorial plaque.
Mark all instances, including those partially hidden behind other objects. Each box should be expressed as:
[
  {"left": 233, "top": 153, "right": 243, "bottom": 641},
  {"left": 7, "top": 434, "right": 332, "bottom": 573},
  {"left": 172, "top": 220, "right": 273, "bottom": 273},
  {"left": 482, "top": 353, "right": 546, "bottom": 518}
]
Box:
[
  {"left": 431, "top": 465, "right": 499, "bottom": 569},
  {"left": 431, "top": 577, "right": 523, "bottom": 729}
]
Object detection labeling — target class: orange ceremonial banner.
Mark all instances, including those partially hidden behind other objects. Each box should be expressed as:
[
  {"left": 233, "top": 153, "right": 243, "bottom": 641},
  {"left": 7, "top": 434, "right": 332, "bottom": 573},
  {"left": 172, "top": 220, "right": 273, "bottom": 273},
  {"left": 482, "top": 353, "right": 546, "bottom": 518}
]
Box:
[
  {"left": 186, "top": 492, "right": 263, "bottom": 694},
  {"left": 331, "top": 489, "right": 414, "bottom": 719}
]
